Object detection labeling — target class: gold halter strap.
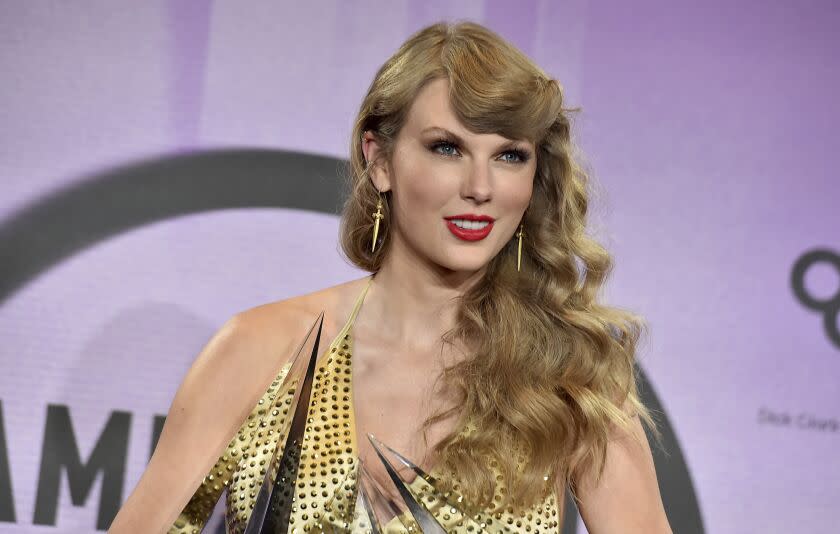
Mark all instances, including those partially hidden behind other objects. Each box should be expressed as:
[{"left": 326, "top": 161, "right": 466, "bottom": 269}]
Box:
[{"left": 337, "top": 275, "right": 374, "bottom": 338}]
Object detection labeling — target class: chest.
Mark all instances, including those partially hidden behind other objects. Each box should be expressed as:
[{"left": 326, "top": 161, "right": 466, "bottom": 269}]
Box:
[
  {"left": 350, "top": 333, "right": 464, "bottom": 469},
  {"left": 222, "top": 333, "right": 562, "bottom": 533}
]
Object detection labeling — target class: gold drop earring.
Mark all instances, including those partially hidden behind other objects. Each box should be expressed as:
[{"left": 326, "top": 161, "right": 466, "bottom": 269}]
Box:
[
  {"left": 371, "top": 192, "right": 384, "bottom": 253},
  {"left": 516, "top": 222, "right": 524, "bottom": 272}
]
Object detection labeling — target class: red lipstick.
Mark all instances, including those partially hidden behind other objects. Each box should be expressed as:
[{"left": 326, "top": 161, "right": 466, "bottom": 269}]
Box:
[{"left": 443, "top": 214, "right": 495, "bottom": 241}]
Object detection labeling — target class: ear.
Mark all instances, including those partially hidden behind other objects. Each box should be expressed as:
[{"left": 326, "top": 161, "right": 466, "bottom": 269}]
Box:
[{"left": 361, "top": 130, "right": 392, "bottom": 193}]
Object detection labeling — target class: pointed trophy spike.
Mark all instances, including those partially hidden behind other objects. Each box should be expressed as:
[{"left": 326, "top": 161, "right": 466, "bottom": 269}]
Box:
[
  {"left": 357, "top": 458, "right": 425, "bottom": 534},
  {"left": 359, "top": 459, "right": 407, "bottom": 521},
  {"left": 357, "top": 486, "right": 383, "bottom": 534},
  {"left": 355, "top": 462, "right": 385, "bottom": 534},
  {"left": 242, "top": 312, "right": 326, "bottom": 534},
  {"left": 366, "top": 435, "right": 507, "bottom": 534},
  {"left": 367, "top": 433, "right": 447, "bottom": 534},
  {"left": 374, "top": 438, "right": 433, "bottom": 480}
]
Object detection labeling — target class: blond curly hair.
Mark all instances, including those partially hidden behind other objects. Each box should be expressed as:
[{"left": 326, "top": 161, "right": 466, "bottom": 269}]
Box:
[{"left": 339, "top": 20, "right": 660, "bottom": 509}]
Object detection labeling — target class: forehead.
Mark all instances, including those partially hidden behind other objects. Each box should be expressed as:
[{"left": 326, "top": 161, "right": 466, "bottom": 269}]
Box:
[
  {"left": 401, "top": 78, "right": 456, "bottom": 134},
  {"left": 402, "top": 78, "right": 531, "bottom": 146}
]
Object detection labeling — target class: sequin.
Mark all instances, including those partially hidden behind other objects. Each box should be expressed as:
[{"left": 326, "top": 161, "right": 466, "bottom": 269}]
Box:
[{"left": 169, "top": 277, "right": 562, "bottom": 533}]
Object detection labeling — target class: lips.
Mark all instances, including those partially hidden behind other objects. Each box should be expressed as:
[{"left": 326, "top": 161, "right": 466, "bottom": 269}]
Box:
[{"left": 444, "top": 214, "right": 495, "bottom": 241}]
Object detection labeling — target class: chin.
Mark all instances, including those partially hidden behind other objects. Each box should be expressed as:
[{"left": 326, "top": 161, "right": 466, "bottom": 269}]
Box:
[{"left": 440, "top": 255, "right": 492, "bottom": 274}]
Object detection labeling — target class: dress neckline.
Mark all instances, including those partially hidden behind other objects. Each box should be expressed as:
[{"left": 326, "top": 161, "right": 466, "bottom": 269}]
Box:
[
  {"left": 218, "top": 273, "right": 562, "bottom": 532},
  {"left": 333, "top": 273, "right": 374, "bottom": 342},
  {"left": 322, "top": 273, "right": 432, "bottom": 529},
  {"left": 320, "top": 273, "right": 447, "bottom": 475},
  {"left": 317, "top": 272, "right": 372, "bottom": 465}
]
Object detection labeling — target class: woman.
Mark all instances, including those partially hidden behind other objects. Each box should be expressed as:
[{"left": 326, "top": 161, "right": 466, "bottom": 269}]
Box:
[{"left": 110, "top": 21, "right": 671, "bottom": 534}]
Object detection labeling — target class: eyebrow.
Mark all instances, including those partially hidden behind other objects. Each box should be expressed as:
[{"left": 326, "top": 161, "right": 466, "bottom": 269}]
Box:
[{"left": 420, "top": 126, "right": 528, "bottom": 151}]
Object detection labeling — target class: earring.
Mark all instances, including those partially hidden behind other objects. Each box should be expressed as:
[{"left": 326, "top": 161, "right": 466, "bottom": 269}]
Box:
[
  {"left": 371, "top": 192, "right": 384, "bottom": 253},
  {"left": 516, "top": 223, "right": 524, "bottom": 272}
]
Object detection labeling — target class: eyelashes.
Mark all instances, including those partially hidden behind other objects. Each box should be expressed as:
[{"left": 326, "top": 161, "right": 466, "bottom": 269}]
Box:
[{"left": 427, "top": 137, "right": 532, "bottom": 164}]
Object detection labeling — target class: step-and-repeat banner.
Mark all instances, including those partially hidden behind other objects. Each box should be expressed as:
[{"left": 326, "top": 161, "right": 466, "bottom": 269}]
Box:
[{"left": 1, "top": 2, "right": 837, "bottom": 533}]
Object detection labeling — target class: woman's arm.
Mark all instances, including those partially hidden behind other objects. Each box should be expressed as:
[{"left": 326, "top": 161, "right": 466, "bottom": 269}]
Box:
[
  {"left": 574, "top": 414, "right": 673, "bottom": 534},
  {"left": 108, "top": 311, "right": 294, "bottom": 533}
]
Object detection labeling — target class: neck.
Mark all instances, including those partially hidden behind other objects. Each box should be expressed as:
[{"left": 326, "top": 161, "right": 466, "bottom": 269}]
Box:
[{"left": 364, "top": 236, "right": 485, "bottom": 351}]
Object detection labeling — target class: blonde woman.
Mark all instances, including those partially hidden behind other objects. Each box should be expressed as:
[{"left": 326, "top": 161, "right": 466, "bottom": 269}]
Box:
[{"left": 110, "top": 21, "right": 672, "bottom": 534}]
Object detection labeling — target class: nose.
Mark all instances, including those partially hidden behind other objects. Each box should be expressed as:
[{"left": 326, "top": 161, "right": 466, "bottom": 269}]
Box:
[{"left": 461, "top": 160, "right": 492, "bottom": 204}]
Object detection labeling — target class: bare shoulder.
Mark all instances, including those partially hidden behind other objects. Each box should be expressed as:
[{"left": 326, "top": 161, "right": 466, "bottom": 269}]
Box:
[
  {"left": 210, "top": 276, "right": 371, "bottom": 410},
  {"left": 108, "top": 276, "right": 370, "bottom": 532},
  {"left": 212, "top": 274, "right": 371, "bottom": 388},
  {"left": 232, "top": 275, "right": 371, "bottom": 355}
]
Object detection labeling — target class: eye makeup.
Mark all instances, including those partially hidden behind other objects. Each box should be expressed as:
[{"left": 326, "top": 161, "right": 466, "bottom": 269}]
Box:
[{"left": 426, "top": 134, "right": 532, "bottom": 164}]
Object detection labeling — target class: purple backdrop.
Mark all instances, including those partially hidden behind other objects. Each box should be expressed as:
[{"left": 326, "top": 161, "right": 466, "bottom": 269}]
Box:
[{"left": 1, "top": 1, "right": 838, "bottom": 533}]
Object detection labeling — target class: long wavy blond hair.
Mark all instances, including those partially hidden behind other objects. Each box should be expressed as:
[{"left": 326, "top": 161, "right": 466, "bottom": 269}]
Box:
[{"left": 339, "top": 21, "right": 660, "bottom": 509}]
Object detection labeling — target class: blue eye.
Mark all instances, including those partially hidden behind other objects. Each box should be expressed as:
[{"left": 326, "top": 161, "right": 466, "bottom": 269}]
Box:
[
  {"left": 428, "top": 139, "right": 531, "bottom": 164},
  {"left": 501, "top": 150, "right": 527, "bottom": 163},
  {"left": 431, "top": 141, "right": 460, "bottom": 157}
]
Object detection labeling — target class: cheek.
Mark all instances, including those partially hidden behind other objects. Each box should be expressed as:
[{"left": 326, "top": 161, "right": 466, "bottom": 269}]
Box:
[
  {"left": 393, "top": 153, "right": 456, "bottom": 217},
  {"left": 499, "top": 173, "right": 535, "bottom": 211}
]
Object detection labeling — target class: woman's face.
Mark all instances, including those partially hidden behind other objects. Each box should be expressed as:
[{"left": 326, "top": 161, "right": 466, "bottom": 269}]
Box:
[{"left": 364, "top": 78, "right": 537, "bottom": 274}]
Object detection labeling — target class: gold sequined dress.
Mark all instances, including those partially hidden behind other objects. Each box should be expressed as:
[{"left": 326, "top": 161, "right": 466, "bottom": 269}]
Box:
[{"left": 170, "top": 276, "right": 562, "bottom": 533}]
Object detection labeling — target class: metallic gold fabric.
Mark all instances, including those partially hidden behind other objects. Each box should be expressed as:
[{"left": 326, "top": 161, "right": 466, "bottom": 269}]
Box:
[{"left": 171, "top": 278, "right": 561, "bottom": 533}]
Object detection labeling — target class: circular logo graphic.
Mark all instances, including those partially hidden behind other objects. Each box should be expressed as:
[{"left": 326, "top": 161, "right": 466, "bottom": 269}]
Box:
[
  {"left": 791, "top": 248, "right": 840, "bottom": 349},
  {"left": 0, "top": 149, "right": 704, "bottom": 533}
]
